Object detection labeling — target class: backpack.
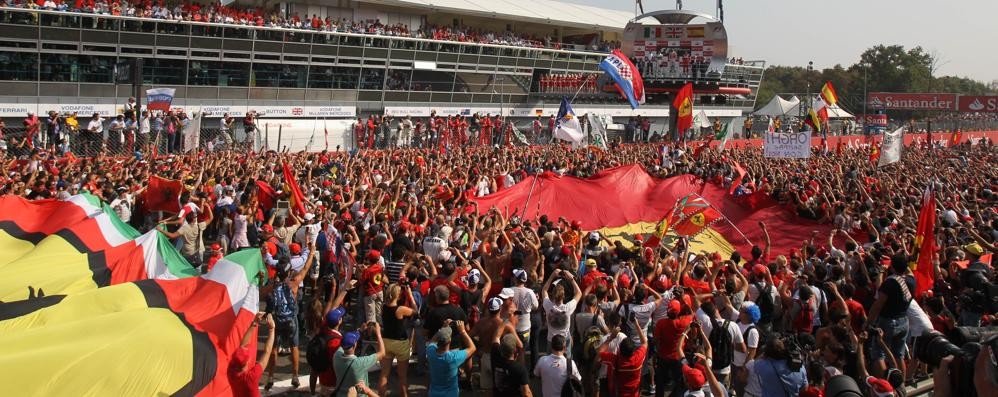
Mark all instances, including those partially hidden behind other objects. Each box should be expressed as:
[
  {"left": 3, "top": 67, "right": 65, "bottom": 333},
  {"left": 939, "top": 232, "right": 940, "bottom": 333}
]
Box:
[
  {"left": 271, "top": 283, "right": 296, "bottom": 325},
  {"left": 754, "top": 282, "right": 777, "bottom": 325},
  {"left": 792, "top": 298, "right": 815, "bottom": 334},
  {"left": 560, "top": 357, "right": 584, "bottom": 397},
  {"left": 708, "top": 318, "right": 734, "bottom": 370},
  {"left": 267, "top": 236, "right": 291, "bottom": 263},
  {"left": 742, "top": 324, "right": 769, "bottom": 356},
  {"left": 306, "top": 333, "right": 336, "bottom": 373}
]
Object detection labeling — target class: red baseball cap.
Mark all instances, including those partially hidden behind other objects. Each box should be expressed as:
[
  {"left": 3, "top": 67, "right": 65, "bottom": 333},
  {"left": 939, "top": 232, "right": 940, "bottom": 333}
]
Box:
[
  {"left": 366, "top": 250, "right": 381, "bottom": 262},
  {"left": 682, "top": 364, "right": 706, "bottom": 389},
  {"left": 290, "top": 243, "right": 302, "bottom": 255},
  {"left": 667, "top": 299, "right": 682, "bottom": 316},
  {"left": 753, "top": 264, "right": 768, "bottom": 276},
  {"left": 261, "top": 224, "right": 274, "bottom": 233}
]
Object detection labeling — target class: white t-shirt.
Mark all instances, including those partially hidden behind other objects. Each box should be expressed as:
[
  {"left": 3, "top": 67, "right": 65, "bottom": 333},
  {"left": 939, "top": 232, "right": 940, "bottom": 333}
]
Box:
[
  {"left": 618, "top": 300, "right": 656, "bottom": 343},
  {"left": 543, "top": 298, "right": 578, "bottom": 342},
  {"left": 734, "top": 322, "right": 759, "bottom": 366},
  {"left": 512, "top": 286, "right": 539, "bottom": 333},
  {"left": 533, "top": 354, "right": 581, "bottom": 397},
  {"left": 697, "top": 314, "right": 744, "bottom": 375},
  {"left": 597, "top": 332, "right": 626, "bottom": 378}
]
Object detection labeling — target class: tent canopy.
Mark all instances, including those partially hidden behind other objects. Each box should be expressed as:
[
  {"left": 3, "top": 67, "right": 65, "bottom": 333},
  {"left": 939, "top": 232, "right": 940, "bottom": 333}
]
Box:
[
  {"left": 753, "top": 95, "right": 800, "bottom": 117},
  {"left": 787, "top": 96, "right": 856, "bottom": 119}
]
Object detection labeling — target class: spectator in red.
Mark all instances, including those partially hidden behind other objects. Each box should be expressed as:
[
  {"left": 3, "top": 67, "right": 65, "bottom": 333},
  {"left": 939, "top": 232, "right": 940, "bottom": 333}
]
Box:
[
  {"left": 598, "top": 315, "right": 647, "bottom": 397},
  {"left": 359, "top": 249, "right": 386, "bottom": 322},
  {"left": 228, "top": 313, "right": 275, "bottom": 397}
]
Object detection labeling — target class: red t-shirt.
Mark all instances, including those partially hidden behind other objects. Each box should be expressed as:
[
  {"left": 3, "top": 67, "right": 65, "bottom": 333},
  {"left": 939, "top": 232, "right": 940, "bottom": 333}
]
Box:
[
  {"left": 845, "top": 299, "right": 866, "bottom": 335},
  {"left": 318, "top": 328, "right": 343, "bottom": 386},
  {"left": 362, "top": 263, "right": 385, "bottom": 295},
  {"left": 227, "top": 347, "right": 263, "bottom": 397},
  {"left": 654, "top": 314, "right": 693, "bottom": 360},
  {"left": 681, "top": 275, "right": 712, "bottom": 295},
  {"left": 600, "top": 345, "right": 647, "bottom": 397}
]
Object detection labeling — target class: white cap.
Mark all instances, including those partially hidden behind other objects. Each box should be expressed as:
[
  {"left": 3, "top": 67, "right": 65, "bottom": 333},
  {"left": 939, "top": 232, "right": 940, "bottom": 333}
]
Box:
[
  {"left": 304, "top": 213, "right": 315, "bottom": 221},
  {"left": 499, "top": 288, "right": 515, "bottom": 299},
  {"left": 512, "top": 268, "right": 528, "bottom": 282},
  {"left": 488, "top": 297, "right": 504, "bottom": 312}
]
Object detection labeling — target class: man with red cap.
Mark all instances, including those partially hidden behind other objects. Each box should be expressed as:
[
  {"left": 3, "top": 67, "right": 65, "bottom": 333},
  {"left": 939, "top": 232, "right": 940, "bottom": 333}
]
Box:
[
  {"left": 228, "top": 313, "right": 275, "bottom": 397},
  {"left": 360, "top": 249, "right": 386, "bottom": 324},
  {"left": 654, "top": 288, "right": 694, "bottom": 397}
]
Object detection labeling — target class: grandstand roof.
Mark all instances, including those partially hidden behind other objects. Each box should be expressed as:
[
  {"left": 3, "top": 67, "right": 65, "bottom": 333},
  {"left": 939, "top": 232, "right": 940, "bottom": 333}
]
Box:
[{"left": 357, "top": 0, "right": 634, "bottom": 31}]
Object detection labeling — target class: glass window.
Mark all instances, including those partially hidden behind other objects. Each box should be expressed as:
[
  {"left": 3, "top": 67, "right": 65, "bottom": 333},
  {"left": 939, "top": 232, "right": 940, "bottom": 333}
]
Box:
[
  {"left": 39, "top": 53, "right": 75, "bottom": 82},
  {"left": 1, "top": 9, "right": 39, "bottom": 25},
  {"left": 77, "top": 55, "right": 115, "bottom": 83},
  {"left": 188, "top": 60, "right": 250, "bottom": 86},
  {"left": 223, "top": 27, "right": 251, "bottom": 40},
  {"left": 307, "top": 66, "right": 359, "bottom": 89},
  {"left": 251, "top": 63, "right": 306, "bottom": 88},
  {"left": 359, "top": 68, "right": 384, "bottom": 90},
  {"left": 41, "top": 13, "right": 80, "bottom": 28},
  {"left": 143, "top": 58, "right": 186, "bottom": 85},
  {"left": 0, "top": 51, "right": 37, "bottom": 81}
]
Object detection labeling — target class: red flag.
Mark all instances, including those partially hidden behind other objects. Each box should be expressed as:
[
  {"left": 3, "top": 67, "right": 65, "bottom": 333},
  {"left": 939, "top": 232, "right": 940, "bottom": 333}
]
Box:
[
  {"left": 281, "top": 162, "right": 307, "bottom": 216},
  {"left": 869, "top": 142, "right": 881, "bottom": 165},
  {"left": 255, "top": 180, "right": 277, "bottom": 213},
  {"left": 729, "top": 161, "right": 746, "bottom": 195},
  {"left": 949, "top": 130, "right": 962, "bottom": 147},
  {"left": 144, "top": 175, "right": 183, "bottom": 213},
  {"left": 672, "top": 83, "right": 694, "bottom": 133},
  {"left": 913, "top": 187, "right": 937, "bottom": 296},
  {"left": 671, "top": 194, "right": 723, "bottom": 237},
  {"left": 643, "top": 211, "right": 674, "bottom": 247}
]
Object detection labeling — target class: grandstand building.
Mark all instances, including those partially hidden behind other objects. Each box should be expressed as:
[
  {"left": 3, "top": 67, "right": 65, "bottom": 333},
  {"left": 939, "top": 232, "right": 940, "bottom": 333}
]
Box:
[{"left": 0, "top": 1, "right": 763, "bottom": 129}]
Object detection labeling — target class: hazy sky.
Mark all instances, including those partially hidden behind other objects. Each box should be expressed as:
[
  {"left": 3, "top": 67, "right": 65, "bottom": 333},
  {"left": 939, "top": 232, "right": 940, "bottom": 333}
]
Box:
[{"left": 573, "top": 0, "right": 997, "bottom": 84}]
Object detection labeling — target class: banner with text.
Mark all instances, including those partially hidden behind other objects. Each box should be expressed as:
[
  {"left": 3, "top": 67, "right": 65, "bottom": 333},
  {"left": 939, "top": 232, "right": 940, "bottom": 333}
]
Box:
[
  {"left": 878, "top": 126, "right": 904, "bottom": 167},
  {"left": 957, "top": 95, "right": 998, "bottom": 113},
  {"left": 867, "top": 92, "right": 957, "bottom": 111},
  {"left": 764, "top": 130, "right": 812, "bottom": 158},
  {"left": 145, "top": 88, "right": 176, "bottom": 112}
]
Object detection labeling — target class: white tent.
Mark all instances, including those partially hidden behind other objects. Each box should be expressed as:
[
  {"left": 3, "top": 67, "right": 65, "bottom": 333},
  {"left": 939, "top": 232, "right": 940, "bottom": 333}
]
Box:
[
  {"left": 753, "top": 95, "right": 800, "bottom": 117},
  {"left": 787, "top": 96, "right": 856, "bottom": 119}
]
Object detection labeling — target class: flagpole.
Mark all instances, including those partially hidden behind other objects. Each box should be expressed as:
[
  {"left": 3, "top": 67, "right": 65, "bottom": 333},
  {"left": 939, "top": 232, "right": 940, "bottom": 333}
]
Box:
[
  {"left": 570, "top": 74, "right": 594, "bottom": 103},
  {"left": 695, "top": 194, "right": 754, "bottom": 247},
  {"left": 519, "top": 172, "right": 540, "bottom": 220}
]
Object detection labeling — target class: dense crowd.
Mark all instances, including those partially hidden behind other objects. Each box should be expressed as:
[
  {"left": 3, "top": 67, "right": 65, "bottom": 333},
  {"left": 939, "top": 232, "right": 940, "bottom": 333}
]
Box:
[
  {"left": 538, "top": 74, "right": 601, "bottom": 95},
  {"left": 1, "top": 120, "right": 996, "bottom": 397},
  {"left": 1, "top": 0, "right": 620, "bottom": 51}
]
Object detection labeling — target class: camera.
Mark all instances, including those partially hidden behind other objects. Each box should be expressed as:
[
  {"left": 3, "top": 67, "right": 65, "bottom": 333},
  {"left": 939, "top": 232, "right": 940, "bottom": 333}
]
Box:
[{"left": 912, "top": 327, "right": 998, "bottom": 397}]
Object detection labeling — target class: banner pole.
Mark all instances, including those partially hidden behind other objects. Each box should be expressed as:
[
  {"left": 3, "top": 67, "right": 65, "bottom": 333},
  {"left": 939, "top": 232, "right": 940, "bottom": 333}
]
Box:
[
  {"left": 519, "top": 173, "right": 540, "bottom": 220},
  {"left": 570, "top": 74, "right": 593, "bottom": 103},
  {"left": 696, "top": 194, "right": 754, "bottom": 247}
]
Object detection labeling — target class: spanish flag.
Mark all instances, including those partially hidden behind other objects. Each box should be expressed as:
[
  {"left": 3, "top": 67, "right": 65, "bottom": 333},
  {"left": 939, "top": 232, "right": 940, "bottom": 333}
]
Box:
[
  {"left": 672, "top": 83, "right": 694, "bottom": 133},
  {"left": 949, "top": 130, "right": 962, "bottom": 147},
  {"left": 804, "top": 107, "right": 823, "bottom": 133},
  {"left": 820, "top": 81, "right": 839, "bottom": 106},
  {"left": 643, "top": 211, "right": 674, "bottom": 248}
]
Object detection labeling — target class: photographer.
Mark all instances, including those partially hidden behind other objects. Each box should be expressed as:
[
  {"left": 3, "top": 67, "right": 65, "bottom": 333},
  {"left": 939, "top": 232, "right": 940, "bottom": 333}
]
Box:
[
  {"left": 333, "top": 322, "right": 385, "bottom": 397},
  {"left": 932, "top": 343, "right": 998, "bottom": 397},
  {"left": 743, "top": 338, "right": 808, "bottom": 397}
]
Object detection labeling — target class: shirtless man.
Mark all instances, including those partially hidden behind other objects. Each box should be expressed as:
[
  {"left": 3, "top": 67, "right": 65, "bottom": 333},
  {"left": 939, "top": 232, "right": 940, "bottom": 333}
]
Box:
[{"left": 472, "top": 295, "right": 522, "bottom": 397}]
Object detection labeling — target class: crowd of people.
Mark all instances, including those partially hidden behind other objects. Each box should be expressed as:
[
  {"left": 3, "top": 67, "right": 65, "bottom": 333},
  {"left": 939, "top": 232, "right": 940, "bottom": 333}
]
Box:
[
  {"left": 537, "top": 73, "right": 601, "bottom": 95},
  {"left": 1, "top": 0, "right": 619, "bottom": 51},
  {"left": 636, "top": 50, "right": 715, "bottom": 81},
  {"left": 1, "top": 113, "right": 997, "bottom": 397}
]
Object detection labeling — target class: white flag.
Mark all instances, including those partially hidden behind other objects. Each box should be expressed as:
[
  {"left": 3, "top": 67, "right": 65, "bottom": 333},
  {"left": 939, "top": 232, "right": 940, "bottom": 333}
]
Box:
[
  {"left": 878, "top": 126, "right": 904, "bottom": 167},
  {"left": 718, "top": 117, "right": 741, "bottom": 152},
  {"left": 554, "top": 98, "right": 584, "bottom": 144},
  {"left": 182, "top": 114, "right": 202, "bottom": 153}
]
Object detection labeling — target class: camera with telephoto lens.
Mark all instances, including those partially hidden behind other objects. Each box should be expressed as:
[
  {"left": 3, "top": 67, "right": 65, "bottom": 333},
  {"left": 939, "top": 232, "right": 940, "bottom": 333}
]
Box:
[
  {"left": 912, "top": 327, "right": 998, "bottom": 397},
  {"left": 779, "top": 333, "right": 805, "bottom": 371}
]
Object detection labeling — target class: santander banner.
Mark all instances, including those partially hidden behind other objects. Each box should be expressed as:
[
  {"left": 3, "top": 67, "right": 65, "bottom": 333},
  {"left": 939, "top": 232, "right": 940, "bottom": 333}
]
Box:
[
  {"left": 859, "top": 114, "right": 888, "bottom": 127},
  {"left": 867, "top": 92, "right": 957, "bottom": 111},
  {"left": 957, "top": 95, "right": 998, "bottom": 113}
]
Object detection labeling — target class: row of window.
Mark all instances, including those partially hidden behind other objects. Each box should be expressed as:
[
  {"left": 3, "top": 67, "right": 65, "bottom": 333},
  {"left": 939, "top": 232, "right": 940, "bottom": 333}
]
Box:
[
  {"left": 0, "top": 51, "right": 479, "bottom": 90},
  {"left": 0, "top": 11, "right": 596, "bottom": 62}
]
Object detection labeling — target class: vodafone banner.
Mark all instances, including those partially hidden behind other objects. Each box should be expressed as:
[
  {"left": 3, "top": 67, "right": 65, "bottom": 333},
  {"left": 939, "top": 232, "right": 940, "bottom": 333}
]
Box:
[
  {"left": 867, "top": 92, "right": 957, "bottom": 111},
  {"left": 958, "top": 96, "right": 998, "bottom": 113}
]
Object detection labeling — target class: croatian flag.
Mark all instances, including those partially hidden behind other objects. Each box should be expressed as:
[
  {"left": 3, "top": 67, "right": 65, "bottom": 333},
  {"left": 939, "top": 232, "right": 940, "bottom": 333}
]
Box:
[
  {"left": 599, "top": 49, "right": 645, "bottom": 109},
  {"left": 145, "top": 88, "right": 176, "bottom": 112}
]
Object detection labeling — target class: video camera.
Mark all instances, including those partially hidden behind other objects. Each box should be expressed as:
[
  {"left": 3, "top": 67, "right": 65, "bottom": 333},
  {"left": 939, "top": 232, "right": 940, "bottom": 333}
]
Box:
[{"left": 912, "top": 326, "right": 998, "bottom": 397}]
